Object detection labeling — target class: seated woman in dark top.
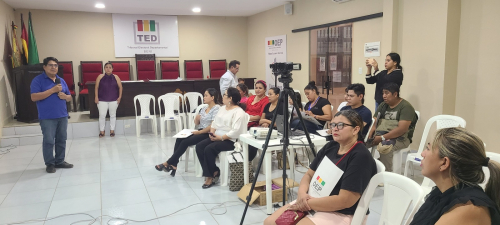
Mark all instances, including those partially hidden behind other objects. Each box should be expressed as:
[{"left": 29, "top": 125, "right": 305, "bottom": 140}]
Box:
[
  {"left": 290, "top": 81, "right": 332, "bottom": 134},
  {"left": 259, "top": 87, "right": 284, "bottom": 128},
  {"left": 264, "top": 110, "right": 376, "bottom": 225},
  {"left": 411, "top": 127, "right": 500, "bottom": 225}
]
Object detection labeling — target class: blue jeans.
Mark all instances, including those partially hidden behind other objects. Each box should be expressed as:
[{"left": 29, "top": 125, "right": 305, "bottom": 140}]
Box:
[
  {"left": 40, "top": 117, "right": 68, "bottom": 166},
  {"left": 290, "top": 118, "right": 323, "bottom": 134}
]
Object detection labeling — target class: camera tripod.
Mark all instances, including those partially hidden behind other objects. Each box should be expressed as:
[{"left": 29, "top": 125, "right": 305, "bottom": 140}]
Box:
[{"left": 239, "top": 73, "right": 317, "bottom": 224}]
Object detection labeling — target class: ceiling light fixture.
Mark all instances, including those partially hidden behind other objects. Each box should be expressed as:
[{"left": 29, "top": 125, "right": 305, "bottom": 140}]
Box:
[
  {"left": 95, "top": 3, "right": 105, "bottom": 9},
  {"left": 192, "top": 7, "right": 201, "bottom": 13}
]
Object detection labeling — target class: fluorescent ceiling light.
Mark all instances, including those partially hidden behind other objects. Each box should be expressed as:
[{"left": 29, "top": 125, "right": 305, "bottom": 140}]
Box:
[
  {"left": 192, "top": 7, "right": 201, "bottom": 13},
  {"left": 95, "top": 3, "right": 105, "bottom": 9}
]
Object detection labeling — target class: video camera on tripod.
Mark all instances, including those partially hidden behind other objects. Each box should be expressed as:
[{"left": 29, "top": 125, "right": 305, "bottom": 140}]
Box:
[{"left": 270, "top": 62, "right": 301, "bottom": 81}]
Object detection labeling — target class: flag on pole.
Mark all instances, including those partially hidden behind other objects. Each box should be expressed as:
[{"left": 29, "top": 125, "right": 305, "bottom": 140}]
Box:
[
  {"left": 27, "top": 12, "right": 39, "bottom": 65},
  {"left": 21, "top": 13, "right": 28, "bottom": 65},
  {"left": 10, "top": 21, "right": 22, "bottom": 68}
]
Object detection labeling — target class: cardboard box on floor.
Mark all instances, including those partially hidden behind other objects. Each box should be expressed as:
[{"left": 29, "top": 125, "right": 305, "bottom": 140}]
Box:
[{"left": 237, "top": 178, "right": 299, "bottom": 206}]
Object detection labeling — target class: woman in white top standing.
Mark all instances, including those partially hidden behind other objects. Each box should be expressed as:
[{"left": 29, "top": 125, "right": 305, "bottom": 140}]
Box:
[{"left": 196, "top": 87, "right": 247, "bottom": 189}]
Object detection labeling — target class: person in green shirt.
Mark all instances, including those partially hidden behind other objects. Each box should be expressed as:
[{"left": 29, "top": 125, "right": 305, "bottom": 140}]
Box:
[{"left": 368, "top": 82, "right": 418, "bottom": 172}]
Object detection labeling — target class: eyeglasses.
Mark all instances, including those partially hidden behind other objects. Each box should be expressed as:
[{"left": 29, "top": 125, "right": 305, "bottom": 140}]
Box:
[
  {"left": 223, "top": 94, "right": 228, "bottom": 97},
  {"left": 329, "top": 122, "right": 355, "bottom": 130},
  {"left": 46, "top": 64, "right": 58, "bottom": 68}
]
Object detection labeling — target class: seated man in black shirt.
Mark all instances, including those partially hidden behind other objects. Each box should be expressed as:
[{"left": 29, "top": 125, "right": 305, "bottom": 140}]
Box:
[{"left": 340, "top": 83, "right": 372, "bottom": 137}]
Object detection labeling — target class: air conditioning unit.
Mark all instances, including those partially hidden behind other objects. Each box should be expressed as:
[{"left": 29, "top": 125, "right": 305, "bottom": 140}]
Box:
[{"left": 332, "top": 0, "right": 353, "bottom": 3}]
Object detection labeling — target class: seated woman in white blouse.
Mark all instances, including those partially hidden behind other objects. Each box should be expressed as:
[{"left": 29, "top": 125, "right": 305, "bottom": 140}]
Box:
[
  {"left": 195, "top": 87, "right": 248, "bottom": 189},
  {"left": 155, "top": 88, "right": 220, "bottom": 177}
]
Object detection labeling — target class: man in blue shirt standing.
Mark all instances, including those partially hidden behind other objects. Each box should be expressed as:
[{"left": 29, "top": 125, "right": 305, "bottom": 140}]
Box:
[
  {"left": 31, "top": 57, "right": 73, "bottom": 173},
  {"left": 340, "top": 83, "right": 373, "bottom": 137}
]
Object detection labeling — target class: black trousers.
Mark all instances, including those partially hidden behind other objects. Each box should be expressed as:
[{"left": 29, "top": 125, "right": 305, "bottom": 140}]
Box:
[
  {"left": 196, "top": 138, "right": 235, "bottom": 177},
  {"left": 167, "top": 133, "right": 209, "bottom": 166}
]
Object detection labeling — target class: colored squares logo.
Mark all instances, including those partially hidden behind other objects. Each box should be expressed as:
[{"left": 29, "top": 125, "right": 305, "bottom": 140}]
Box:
[
  {"left": 133, "top": 19, "right": 160, "bottom": 45},
  {"left": 137, "top": 20, "right": 156, "bottom": 32},
  {"left": 268, "top": 40, "right": 275, "bottom": 45},
  {"left": 316, "top": 175, "right": 325, "bottom": 186}
]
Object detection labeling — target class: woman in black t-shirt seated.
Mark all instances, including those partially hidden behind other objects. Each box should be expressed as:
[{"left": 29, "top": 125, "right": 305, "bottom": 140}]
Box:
[
  {"left": 259, "top": 87, "right": 283, "bottom": 128},
  {"left": 410, "top": 127, "right": 500, "bottom": 225},
  {"left": 264, "top": 110, "right": 376, "bottom": 225},
  {"left": 290, "top": 81, "right": 332, "bottom": 134}
]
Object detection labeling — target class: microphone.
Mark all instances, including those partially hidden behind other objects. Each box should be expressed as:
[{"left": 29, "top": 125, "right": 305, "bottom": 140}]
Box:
[{"left": 55, "top": 78, "right": 61, "bottom": 85}]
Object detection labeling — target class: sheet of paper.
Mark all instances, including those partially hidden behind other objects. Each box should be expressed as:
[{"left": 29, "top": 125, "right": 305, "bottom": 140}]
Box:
[
  {"left": 316, "top": 129, "right": 330, "bottom": 137},
  {"left": 300, "top": 112, "right": 322, "bottom": 126},
  {"left": 173, "top": 129, "right": 196, "bottom": 138}
]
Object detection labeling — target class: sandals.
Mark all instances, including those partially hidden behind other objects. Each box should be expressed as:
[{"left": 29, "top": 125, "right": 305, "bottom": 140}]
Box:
[
  {"left": 110, "top": 132, "right": 115, "bottom": 137},
  {"left": 155, "top": 164, "right": 166, "bottom": 171},
  {"left": 202, "top": 179, "right": 216, "bottom": 189},
  {"left": 99, "top": 132, "right": 105, "bottom": 138}
]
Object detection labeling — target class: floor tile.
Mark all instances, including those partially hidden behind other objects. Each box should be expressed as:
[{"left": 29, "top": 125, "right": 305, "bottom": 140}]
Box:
[
  {"left": 101, "top": 177, "right": 145, "bottom": 194},
  {"left": 57, "top": 172, "right": 101, "bottom": 187},
  {"left": 102, "top": 202, "right": 160, "bottom": 225},
  {"left": 158, "top": 210, "right": 218, "bottom": 225},
  {"left": 0, "top": 202, "right": 51, "bottom": 224},
  {"left": 47, "top": 195, "right": 101, "bottom": 217},
  {"left": 102, "top": 188, "right": 151, "bottom": 209},
  {"left": 10, "top": 177, "right": 59, "bottom": 193},
  {"left": 52, "top": 183, "right": 101, "bottom": 201},
  {"left": 0, "top": 188, "right": 55, "bottom": 208},
  {"left": 152, "top": 195, "right": 206, "bottom": 217},
  {"left": 101, "top": 167, "right": 141, "bottom": 182},
  {"left": 211, "top": 203, "right": 267, "bottom": 225}
]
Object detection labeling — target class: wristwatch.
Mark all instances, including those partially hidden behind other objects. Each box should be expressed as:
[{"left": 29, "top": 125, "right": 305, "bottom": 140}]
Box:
[{"left": 381, "top": 135, "right": 386, "bottom": 141}]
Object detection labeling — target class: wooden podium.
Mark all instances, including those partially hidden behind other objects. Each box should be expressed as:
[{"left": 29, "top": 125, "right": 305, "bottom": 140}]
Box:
[{"left": 13, "top": 64, "right": 64, "bottom": 123}]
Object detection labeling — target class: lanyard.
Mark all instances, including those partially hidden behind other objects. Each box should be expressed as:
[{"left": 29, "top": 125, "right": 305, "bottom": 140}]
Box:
[
  {"left": 336, "top": 141, "right": 362, "bottom": 166},
  {"left": 308, "top": 97, "right": 320, "bottom": 111}
]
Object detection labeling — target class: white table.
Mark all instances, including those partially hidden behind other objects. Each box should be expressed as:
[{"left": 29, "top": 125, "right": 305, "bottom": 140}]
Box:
[{"left": 239, "top": 133, "right": 327, "bottom": 214}]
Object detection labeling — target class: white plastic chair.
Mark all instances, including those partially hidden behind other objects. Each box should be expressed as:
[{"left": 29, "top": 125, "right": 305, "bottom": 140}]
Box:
[
  {"left": 220, "top": 113, "right": 250, "bottom": 186},
  {"left": 364, "top": 117, "right": 376, "bottom": 142},
  {"left": 165, "top": 93, "right": 187, "bottom": 130},
  {"left": 351, "top": 172, "right": 424, "bottom": 225},
  {"left": 158, "top": 95, "right": 184, "bottom": 139},
  {"left": 184, "top": 92, "right": 204, "bottom": 127},
  {"left": 337, "top": 101, "right": 347, "bottom": 112},
  {"left": 375, "top": 159, "right": 386, "bottom": 173},
  {"left": 393, "top": 111, "right": 420, "bottom": 175},
  {"left": 134, "top": 94, "right": 158, "bottom": 137},
  {"left": 184, "top": 104, "right": 208, "bottom": 174},
  {"left": 404, "top": 114, "right": 466, "bottom": 177}
]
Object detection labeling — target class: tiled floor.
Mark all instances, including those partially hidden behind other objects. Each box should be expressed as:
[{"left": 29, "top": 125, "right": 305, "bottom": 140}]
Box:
[{"left": 0, "top": 133, "right": 405, "bottom": 225}]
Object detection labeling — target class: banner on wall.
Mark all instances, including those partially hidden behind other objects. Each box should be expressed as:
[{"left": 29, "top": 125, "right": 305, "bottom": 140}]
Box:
[
  {"left": 265, "top": 35, "right": 287, "bottom": 90},
  {"left": 112, "top": 14, "right": 179, "bottom": 57}
]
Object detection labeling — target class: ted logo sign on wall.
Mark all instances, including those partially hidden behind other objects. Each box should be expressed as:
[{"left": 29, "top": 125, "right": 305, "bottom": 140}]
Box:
[{"left": 134, "top": 20, "right": 160, "bottom": 44}]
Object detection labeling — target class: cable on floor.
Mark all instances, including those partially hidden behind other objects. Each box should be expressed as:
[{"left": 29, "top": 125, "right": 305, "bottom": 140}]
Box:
[
  {"left": 2, "top": 201, "right": 263, "bottom": 225},
  {"left": 0, "top": 145, "right": 16, "bottom": 155}
]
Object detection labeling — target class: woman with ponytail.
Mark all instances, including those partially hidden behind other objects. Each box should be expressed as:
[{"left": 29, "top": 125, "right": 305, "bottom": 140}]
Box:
[
  {"left": 411, "top": 127, "right": 500, "bottom": 225},
  {"left": 365, "top": 52, "right": 403, "bottom": 109},
  {"left": 265, "top": 110, "right": 376, "bottom": 225}
]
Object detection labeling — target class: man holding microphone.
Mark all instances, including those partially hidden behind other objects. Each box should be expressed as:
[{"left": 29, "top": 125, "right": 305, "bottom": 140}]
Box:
[{"left": 31, "top": 57, "right": 73, "bottom": 173}]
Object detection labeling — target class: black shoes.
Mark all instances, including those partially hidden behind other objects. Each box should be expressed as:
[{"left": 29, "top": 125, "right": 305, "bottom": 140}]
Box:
[
  {"left": 55, "top": 161, "right": 73, "bottom": 168},
  {"left": 46, "top": 165, "right": 56, "bottom": 173}
]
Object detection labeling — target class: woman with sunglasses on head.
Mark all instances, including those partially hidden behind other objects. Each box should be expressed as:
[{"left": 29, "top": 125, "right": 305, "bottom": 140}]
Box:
[
  {"left": 95, "top": 62, "right": 123, "bottom": 137},
  {"left": 154, "top": 88, "right": 220, "bottom": 177},
  {"left": 195, "top": 87, "right": 249, "bottom": 189},
  {"left": 245, "top": 80, "right": 269, "bottom": 128},
  {"left": 290, "top": 81, "right": 332, "bottom": 134},
  {"left": 264, "top": 110, "right": 376, "bottom": 225},
  {"left": 410, "top": 127, "right": 500, "bottom": 225}
]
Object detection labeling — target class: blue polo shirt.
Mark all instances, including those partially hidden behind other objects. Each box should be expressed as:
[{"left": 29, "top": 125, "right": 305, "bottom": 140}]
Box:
[
  {"left": 341, "top": 105, "right": 373, "bottom": 136},
  {"left": 30, "top": 72, "right": 70, "bottom": 120}
]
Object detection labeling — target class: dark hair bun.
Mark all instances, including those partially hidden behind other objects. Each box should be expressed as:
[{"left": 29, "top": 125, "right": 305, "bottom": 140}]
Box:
[{"left": 308, "top": 81, "right": 316, "bottom": 86}]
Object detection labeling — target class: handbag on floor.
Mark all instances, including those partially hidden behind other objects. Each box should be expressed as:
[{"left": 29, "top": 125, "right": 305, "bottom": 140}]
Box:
[{"left": 228, "top": 151, "right": 255, "bottom": 191}]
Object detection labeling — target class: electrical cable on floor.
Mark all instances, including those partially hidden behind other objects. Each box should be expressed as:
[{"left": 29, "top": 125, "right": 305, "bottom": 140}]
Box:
[
  {"left": 2, "top": 201, "right": 264, "bottom": 225},
  {"left": 0, "top": 145, "right": 16, "bottom": 155}
]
